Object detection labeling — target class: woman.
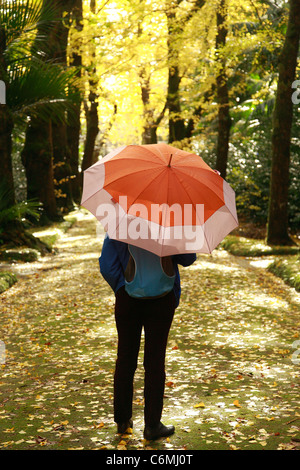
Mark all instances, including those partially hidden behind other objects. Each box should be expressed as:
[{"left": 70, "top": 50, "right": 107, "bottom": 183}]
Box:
[{"left": 99, "top": 234, "right": 196, "bottom": 440}]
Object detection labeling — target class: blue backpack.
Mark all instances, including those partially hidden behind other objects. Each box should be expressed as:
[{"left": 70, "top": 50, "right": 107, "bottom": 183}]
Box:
[{"left": 124, "top": 245, "right": 175, "bottom": 299}]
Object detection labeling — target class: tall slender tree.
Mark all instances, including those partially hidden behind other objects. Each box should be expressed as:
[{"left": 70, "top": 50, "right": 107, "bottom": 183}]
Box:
[
  {"left": 215, "top": 0, "right": 231, "bottom": 179},
  {"left": 67, "top": 0, "right": 83, "bottom": 203},
  {"left": 140, "top": 68, "right": 166, "bottom": 144},
  {"left": 166, "top": 0, "right": 205, "bottom": 144},
  {"left": 0, "top": 23, "right": 14, "bottom": 206},
  {"left": 267, "top": 0, "right": 300, "bottom": 245},
  {"left": 81, "top": 0, "right": 99, "bottom": 174},
  {"left": 166, "top": 0, "right": 185, "bottom": 143},
  {"left": 50, "top": 0, "right": 76, "bottom": 212},
  {"left": 136, "top": 17, "right": 166, "bottom": 144}
]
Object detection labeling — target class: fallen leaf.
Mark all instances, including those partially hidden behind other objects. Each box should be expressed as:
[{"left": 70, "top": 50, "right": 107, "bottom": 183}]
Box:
[
  {"left": 194, "top": 402, "right": 205, "bottom": 408},
  {"left": 233, "top": 400, "right": 242, "bottom": 408},
  {"left": 166, "top": 381, "right": 175, "bottom": 387}
]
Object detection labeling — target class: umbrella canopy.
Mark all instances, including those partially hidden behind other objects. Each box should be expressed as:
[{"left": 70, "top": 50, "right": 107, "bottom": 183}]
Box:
[{"left": 81, "top": 143, "right": 238, "bottom": 256}]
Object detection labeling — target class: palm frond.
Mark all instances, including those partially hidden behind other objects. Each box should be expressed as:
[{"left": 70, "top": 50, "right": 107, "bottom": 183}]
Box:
[
  {"left": 1, "top": 0, "right": 60, "bottom": 65},
  {"left": 0, "top": 0, "right": 57, "bottom": 48},
  {"left": 7, "top": 59, "right": 81, "bottom": 123},
  {"left": 0, "top": 183, "right": 41, "bottom": 226}
]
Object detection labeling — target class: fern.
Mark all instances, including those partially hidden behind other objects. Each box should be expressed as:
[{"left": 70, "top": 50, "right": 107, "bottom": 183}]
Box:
[{"left": 0, "top": 185, "right": 41, "bottom": 227}]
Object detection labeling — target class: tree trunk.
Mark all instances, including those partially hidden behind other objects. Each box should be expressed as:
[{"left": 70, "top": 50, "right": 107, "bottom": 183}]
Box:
[
  {"left": 0, "top": 106, "right": 14, "bottom": 205},
  {"left": 67, "top": 0, "right": 83, "bottom": 203},
  {"left": 139, "top": 68, "right": 166, "bottom": 144},
  {"left": 52, "top": 121, "right": 74, "bottom": 212},
  {"left": 140, "top": 69, "right": 153, "bottom": 144},
  {"left": 21, "top": 120, "right": 60, "bottom": 223},
  {"left": 165, "top": 0, "right": 205, "bottom": 144},
  {"left": 81, "top": 0, "right": 99, "bottom": 174},
  {"left": 81, "top": 92, "right": 99, "bottom": 171},
  {"left": 215, "top": 0, "right": 231, "bottom": 179},
  {"left": 167, "top": 63, "right": 186, "bottom": 143},
  {"left": 267, "top": 0, "right": 300, "bottom": 246},
  {"left": 49, "top": 0, "right": 75, "bottom": 212},
  {"left": 137, "top": 17, "right": 165, "bottom": 145},
  {"left": 166, "top": 4, "right": 185, "bottom": 144},
  {"left": 0, "top": 25, "right": 15, "bottom": 206}
]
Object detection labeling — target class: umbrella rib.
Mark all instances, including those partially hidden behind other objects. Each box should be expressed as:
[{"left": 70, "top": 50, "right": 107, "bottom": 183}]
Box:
[
  {"left": 154, "top": 144, "right": 181, "bottom": 164},
  {"left": 150, "top": 144, "right": 168, "bottom": 164},
  {"left": 120, "top": 168, "right": 169, "bottom": 256},
  {"left": 81, "top": 166, "right": 162, "bottom": 206},
  {"left": 182, "top": 169, "right": 237, "bottom": 221},
  {"left": 170, "top": 169, "right": 213, "bottom": 253},
  {"left": 171, "top": 167, "right": 226, "bottom": 206},
  {"left": 129, "top": 144, "right": 168, "bottom": 164},
  {"left": 171, "top": 157, "right": 212, "bottom": 171},
  {"left": 104, "top": 165, "right": 164, "bottom": 189},
  {"left": 125, "top": 169, "right": 168, "bottom": 210},
  {"left": 158, "top": 167, "right": 171, "bottom": 253},
  {"left": 109, "top": 172, "right": 166, "bottom": 252}
]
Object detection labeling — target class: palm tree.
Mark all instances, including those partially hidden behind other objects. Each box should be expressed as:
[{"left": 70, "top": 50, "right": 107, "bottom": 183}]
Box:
[
  {"left": 0, "top": 0, "right": 80, "bottom": 243},
  {"left": 0, "top": 0, "right": 79, "bottom": 214}
]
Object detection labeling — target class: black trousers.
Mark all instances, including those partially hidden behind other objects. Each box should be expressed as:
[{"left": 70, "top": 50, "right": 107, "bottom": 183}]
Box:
[{"left": 113, "top": 287, "right": 176, "bottom": 427}]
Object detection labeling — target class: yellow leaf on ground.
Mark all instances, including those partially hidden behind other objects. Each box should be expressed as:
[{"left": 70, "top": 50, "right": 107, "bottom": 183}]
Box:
[{"left": 117, "top": 444, "right": 127, "bottom": 450}]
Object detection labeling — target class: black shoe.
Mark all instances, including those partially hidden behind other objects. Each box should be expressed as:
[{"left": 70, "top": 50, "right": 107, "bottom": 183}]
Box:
[
  {"left": 117, "top": 419, "right": 133, "bottom": 434},
  {"left": 144, "top": 422, "right": 175, "bottom": 440}
]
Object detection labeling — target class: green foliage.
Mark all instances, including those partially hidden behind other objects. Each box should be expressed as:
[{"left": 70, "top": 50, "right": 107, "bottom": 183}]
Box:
[
  {"left": 0, "top": 0, "right": 53, "bottom": 49},
  {"left": 268, "top": 255, "right": 300, "bottom": 292},
  {"left": 0, "top": 184, "right": 41, "bottom": 228},
  {"left": 221, "top": 235, "right": 300, "bottom": 257},
  {"left": 8, "top": 60, "right": 79, "bottom": 124},
  {"left": 224, "top": 102, "right": 300, "bottom": 229},
  {"left": 0, "top": 0, "right": 80, "bottom": 126},
  {"left": 200, "top": 49, "right": 300, "bottom": 230},
  {"left": 0, "top": 271, "right": 17, "bottom": 294},
  {"left": 0, "top": 0, "right": 81, "bottom": 230},
  {"left": 1, "top": 0, "right": 299, "bottom": 234}
]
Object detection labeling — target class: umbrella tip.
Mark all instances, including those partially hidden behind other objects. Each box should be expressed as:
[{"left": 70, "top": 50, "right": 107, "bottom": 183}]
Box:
[{"left": 168, "top": 154, "right": 173, "bottom": 167}]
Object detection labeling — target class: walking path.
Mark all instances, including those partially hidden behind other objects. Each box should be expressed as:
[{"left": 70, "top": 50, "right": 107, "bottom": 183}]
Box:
[{"left": 0, "top": 210, "right": 299, "bottom": 450}]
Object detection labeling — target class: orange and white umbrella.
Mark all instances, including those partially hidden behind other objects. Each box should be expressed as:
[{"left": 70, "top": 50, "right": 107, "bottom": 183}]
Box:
[{"left": 81, "top": 143, "right": 238, "bottom": 256}]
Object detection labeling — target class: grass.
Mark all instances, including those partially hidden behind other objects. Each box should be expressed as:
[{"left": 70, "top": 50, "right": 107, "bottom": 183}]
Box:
[
  {"left": 268, "top": 256, "right": 300, "bottom": 292},
  {"left": 220, "top": 235, "right": 300, "bottom": 292},
  {"left": 0, "top": 272, "right": 17, "bottom": 294},
  {"left": 220, "top": 235, "right": 300, "bottom": 257}
]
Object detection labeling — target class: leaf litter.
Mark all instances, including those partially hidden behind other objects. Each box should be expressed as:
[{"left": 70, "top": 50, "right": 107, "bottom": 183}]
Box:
[{"left": 0, "top": 209, "right": 299, "bottom": 450}]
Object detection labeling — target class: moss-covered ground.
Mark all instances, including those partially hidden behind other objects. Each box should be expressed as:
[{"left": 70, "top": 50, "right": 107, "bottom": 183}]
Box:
[{"left": 0, "top": 210, "right": 299, "bottom": 451}]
